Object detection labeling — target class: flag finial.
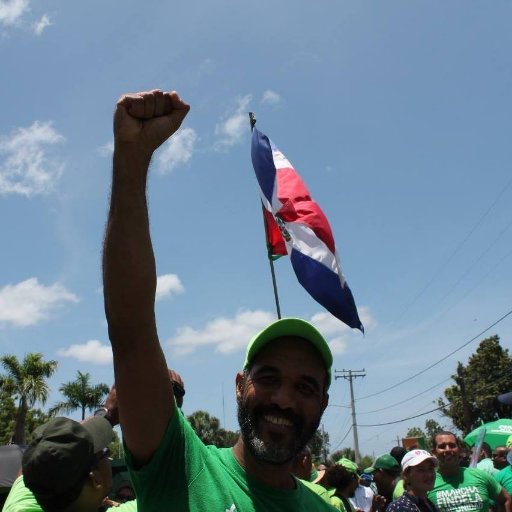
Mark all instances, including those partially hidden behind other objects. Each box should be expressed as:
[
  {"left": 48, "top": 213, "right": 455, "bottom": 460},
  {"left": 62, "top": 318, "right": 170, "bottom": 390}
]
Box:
[{"left": 249, "top": 112, "right": 257, "bottom": 131}]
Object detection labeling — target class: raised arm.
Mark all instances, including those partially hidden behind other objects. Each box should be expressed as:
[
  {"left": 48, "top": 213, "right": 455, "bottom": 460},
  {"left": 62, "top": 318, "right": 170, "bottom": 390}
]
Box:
[
  {"left": 103, "top": 89, "right": 190, "bottom": 465},
  {"left": 496, "top": 488, "right": 512, "bottom": 512}
]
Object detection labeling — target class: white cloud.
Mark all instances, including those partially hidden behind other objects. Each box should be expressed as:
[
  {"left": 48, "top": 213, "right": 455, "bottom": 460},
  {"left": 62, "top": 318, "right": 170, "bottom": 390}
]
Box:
[
  {"left": 0, "top": 278, "right": 79, "bottom": 327},
  {"left": 310, "top": 307, "right": 375, "bottom": 355},
  {"left": 32, "top": 13, "right": 50, "bottom": 35},
  {"left": 156, "top": 273, "right": 184, "bottom": 301},
  {"left": 261, "top": 90, "right": 281, "bottom": 106},
  {"left": 168, "top": 309, "right": 275, "bottom": 357},
  {"left": 167, "top": 307, "right": 374, "bottom": 358},
  {"left": 214, "top": 95, "right": 252, "bottom": 150},
  {"left": 97, "top": 140, "right": 114, "bottom": 157},
  {"left": 0, "top": 0, "right": 29, "bottom": 26},
  {"left": 0, "top": 121, "right": 65, "bottom": 197},
  {"left": 57, "top": 340, "right": 112, "bottom": 365},
  {"left": 156, "top": 127, "right": 197, "bottom": 174}
]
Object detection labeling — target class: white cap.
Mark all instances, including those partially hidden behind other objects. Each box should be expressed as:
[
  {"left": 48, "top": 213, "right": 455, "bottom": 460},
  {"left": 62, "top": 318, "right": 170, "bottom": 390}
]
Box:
[{"left": 401, "top": 449, "right": 439, "bottom": 471}]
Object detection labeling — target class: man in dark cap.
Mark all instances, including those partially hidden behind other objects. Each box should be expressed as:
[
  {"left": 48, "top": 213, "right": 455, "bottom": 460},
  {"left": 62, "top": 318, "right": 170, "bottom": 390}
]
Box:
[
  {"left": 365, "top": 454, "right": 401, "bottom": 509},
  {"left": 3, "top": 416, "right": 125, "bottom": 512}
]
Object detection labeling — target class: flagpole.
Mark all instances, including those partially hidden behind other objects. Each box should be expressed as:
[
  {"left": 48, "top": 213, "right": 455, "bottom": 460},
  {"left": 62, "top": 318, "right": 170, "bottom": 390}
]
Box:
[{"left": 249, "top": 112, "right": 282, "bottom": 320}]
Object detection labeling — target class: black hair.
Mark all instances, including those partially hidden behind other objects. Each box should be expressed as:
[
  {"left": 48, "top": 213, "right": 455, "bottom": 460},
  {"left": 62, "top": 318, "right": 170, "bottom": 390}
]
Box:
[
  {"left": 324, "top": 466, "right": 358, "bottom": 490},
  {"left": 432, "top": 431, "right": 460, "bottom": 450},
  {"left": 390, "top": 446, "right": 407, "bottom": 464}
]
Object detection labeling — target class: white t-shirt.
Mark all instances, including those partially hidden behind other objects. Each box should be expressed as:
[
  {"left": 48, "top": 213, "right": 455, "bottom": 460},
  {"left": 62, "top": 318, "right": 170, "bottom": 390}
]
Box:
[{"left": 350, "top": 485, "right": 374, "bottom": 512}]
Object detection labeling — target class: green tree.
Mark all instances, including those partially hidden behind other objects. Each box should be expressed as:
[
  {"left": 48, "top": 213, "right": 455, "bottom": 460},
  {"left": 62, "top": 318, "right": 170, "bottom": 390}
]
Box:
[
  {"left": 50, "top": 371, "right": 109, "bottom": 420},
  {"left": 0, "top": 388, "right": 16, "bottom": 444},
  {"left": 330, "top": 447, "right": 355, "bottom": 464},
  {"left": 0, "top": 353, "right": 58, "bottom": 445},
  {"left": 215, "top": 428, "right": 239, "bottom": 448},
  {"left": 359, "top": 455, "right": 373, "bottom": 470},
  {"left": 405, "top": 427, "right": 425, "bottom": 438},
  {"left": 309, "top": 429, "right": 330, "bottom": 463},
  {"left": 187, "top": 410, "right": 220, "bottom": 445},
  {"left": 25, "top": 408, "right": 51, "bottom": 443},
  {"left": 437, "top": 335, "right": 512, "bottom": 435},
  {"left": 109, "top": 431, "right": 124, "bottom": 459},
  {"left": 330, "top": 448, "right": 372, "bottom": 470},
  {"left": 187, "top": 410, "right": 239, "bottom": 447},
  {"left": 406, "top": 419, "right": 444, "bottom": 450},
  {"left": 425, "top": 419, "right": 443, "bottom": 445}
]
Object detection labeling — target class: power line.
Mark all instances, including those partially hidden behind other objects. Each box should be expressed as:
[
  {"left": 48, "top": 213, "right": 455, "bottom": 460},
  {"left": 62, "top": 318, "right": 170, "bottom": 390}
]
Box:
[
  {"left": 391, "top": 176, "right": 512, "bottom": 326},
  {"left": 331, "top": 426, "right": 353, "bottom": 452},
  {"left": 357, "top": 307, "right": 512, "bottom": 401},
  {"left": 359, "top": 372, "right": 512, "bottom": 428},
  {"left": 358, "top": 377, "right": 451, "bottom": 415},
  {"left": 358, "top": 406, "right": 444, "bottom": 427}
]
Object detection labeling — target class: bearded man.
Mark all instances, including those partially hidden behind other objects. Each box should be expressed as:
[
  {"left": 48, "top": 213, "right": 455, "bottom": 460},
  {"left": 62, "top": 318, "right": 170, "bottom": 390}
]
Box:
[{"left": 103, "top": 88, "right": 336, "bottom": 511}]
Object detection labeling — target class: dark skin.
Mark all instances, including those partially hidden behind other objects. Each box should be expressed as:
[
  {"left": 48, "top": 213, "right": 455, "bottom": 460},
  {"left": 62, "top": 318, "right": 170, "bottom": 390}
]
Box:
[
  {"left": 233, "top": 337, "right": 328, "bottom": 489},
  {"left": 104, "top": 89, "right": 190, "bottom": 465},
  {"left": 493, "top": 446, "right": 509, "bottom": 471},
  {"left": 433, "top": 433, "right": 511, "bottom": 512},
  {"left": 103, "top": 89, "right": 329, "bottom": 488}
]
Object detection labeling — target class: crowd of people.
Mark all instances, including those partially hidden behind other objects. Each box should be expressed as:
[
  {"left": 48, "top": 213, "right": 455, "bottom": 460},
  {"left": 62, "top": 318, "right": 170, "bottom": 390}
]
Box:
[{"left": 1, "top": 89, "right": 512, "bottom": 512}]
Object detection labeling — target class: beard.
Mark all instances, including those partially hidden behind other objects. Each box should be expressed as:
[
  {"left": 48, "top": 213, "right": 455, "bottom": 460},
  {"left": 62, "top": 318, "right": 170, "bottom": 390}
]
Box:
[{"left": 237, "top": 396, "right": 321, "bottom": 465}]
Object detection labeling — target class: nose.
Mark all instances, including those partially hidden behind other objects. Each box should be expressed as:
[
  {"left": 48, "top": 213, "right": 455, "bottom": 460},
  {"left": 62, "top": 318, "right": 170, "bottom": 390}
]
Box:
[{"left": 270, "top": 380, "right": 295, "bottom": 410}]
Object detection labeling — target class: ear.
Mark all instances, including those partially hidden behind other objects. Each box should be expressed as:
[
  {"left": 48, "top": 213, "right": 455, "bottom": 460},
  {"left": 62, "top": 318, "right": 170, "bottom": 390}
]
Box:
[
  {"left": 235, "top": 371, "right": 245, "bottom": 400},
  {"left": 88, "top": 469, "right": 104, "bottom": 491}
]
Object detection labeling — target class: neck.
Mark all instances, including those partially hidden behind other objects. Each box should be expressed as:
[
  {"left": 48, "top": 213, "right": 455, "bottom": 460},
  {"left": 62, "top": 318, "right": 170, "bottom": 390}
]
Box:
[
  {"left": 439, "top": 464, "right": 460, "bottom": 478},
  {"left": 232, "top": 436, "right": 295, "bottom": 489}
]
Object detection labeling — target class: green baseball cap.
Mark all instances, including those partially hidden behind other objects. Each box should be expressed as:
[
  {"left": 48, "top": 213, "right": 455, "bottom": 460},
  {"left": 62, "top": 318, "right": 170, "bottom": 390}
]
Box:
[
  {"left": 23, "top": 417, "right": 113, "bottom": 508},
  {"left": 364, "top": 454, "right": 400, "bottom": 474},
  {"left": 243, "top": 317, "right": 333, "bottom": 387},
  {"left": 337, "top": 457, "right": 359, "bottom": 474}
]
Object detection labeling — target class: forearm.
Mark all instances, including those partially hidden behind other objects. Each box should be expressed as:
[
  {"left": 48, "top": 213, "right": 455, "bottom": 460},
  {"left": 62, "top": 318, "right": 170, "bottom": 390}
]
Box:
[
  {"left": 104, "top": 143, "right": 156, "bottom": 337},
  {"left": 496, "top": 490, "right": 511, "bottom": 512},
  {"left": 103, "top": 143, "right": 173, "bottom": 463}
]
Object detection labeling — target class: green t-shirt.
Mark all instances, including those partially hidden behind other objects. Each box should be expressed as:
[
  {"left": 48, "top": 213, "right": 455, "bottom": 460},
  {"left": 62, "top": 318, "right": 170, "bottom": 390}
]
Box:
[
  {"left": 125, "top": 409, "right": 336, "bottom": 511},
  {"left": 496, "top": 466, "right": 512, "bottom": 495},
  {"left": 2, "top": 477, "right": 40, "bottom": 512},
  {"left": 300, "top": 479, "right": 333, "bottom": 505},
  {"left": 392, "top": 479, "right": 404, "bottom": 500},
  {"left": 326, "top": 489, "right": 344, "bottom": 511},
  {"left": 428, "top": 467, "right": 501, "bottom": 512},
  {"left": 2, "top": 476, "right": 137, "bottom": 512}
]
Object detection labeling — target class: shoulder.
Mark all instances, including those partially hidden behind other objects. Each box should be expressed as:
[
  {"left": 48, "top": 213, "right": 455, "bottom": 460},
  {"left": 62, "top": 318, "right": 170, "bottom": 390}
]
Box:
[
  {"left": 463, "top": 468, "right": 501, "bottom": 494},
  {"left": 496, "top": 466, "right": 512, "bottom": 481},
  {"left": 464, "top": 466, "right": 495, "bottom": 482},
  {"left": 298, "top": 480, "right": 338, "bottom": 509},
  {"left": 387, "top": 495, "right": 416, "bottom": 512},
  {"left": 117, "top": 500, "right": 138, "bottom": 512},
  {"left": 2, "top": 477, "right": 42, "bottom": 512}
]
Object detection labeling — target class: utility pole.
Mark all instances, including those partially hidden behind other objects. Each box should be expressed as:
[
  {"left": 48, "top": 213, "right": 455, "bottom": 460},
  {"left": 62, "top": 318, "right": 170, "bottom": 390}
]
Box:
[
  {"left": 321, "top": 423, "right": 329, "bottom": 463},
  {"left": 335, "top": 369, "right": 366, "bottom": 465}
]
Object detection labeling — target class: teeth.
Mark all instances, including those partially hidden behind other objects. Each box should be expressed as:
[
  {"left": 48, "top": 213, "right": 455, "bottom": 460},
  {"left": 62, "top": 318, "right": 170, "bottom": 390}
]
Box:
[{"left": 264, "top": 415, "right": 293, "bottom": 427}]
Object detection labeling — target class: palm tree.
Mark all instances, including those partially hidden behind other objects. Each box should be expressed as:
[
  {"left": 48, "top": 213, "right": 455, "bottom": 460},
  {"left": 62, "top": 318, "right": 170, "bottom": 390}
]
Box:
[
  {"left": 50, "top": 371, "right": 109, "bottom": 420},
  {"left": 1, "top": 353, "right": 58, "bottom": 445}
]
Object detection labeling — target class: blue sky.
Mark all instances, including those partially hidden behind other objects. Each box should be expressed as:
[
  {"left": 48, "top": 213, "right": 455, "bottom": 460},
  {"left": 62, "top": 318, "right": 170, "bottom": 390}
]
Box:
[{"left": 1, "top": 0, "right": 511, "bottom": 458}]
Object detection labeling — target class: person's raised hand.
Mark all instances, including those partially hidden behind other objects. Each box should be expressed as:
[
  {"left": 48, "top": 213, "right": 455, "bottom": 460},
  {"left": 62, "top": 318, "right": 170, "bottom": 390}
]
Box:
[{"left": 114, "top": 89, "right": 190, "bottom": 156}]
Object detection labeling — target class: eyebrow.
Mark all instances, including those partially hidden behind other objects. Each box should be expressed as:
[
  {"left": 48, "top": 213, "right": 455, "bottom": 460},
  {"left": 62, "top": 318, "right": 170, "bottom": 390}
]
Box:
[{"left": 252, "top": 365, "right": 322, "bottom": 392}]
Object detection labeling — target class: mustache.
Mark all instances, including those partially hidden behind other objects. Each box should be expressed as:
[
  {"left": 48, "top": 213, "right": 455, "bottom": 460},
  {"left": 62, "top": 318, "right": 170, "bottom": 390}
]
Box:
[{"left": 252, "top": 404, "right": 304, "bottom": 431}]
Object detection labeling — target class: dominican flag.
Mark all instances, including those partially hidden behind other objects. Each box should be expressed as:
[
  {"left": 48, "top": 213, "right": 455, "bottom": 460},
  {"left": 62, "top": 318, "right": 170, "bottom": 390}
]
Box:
[{"left": 251, "top": 127, "right": 363, "bottom": 332}]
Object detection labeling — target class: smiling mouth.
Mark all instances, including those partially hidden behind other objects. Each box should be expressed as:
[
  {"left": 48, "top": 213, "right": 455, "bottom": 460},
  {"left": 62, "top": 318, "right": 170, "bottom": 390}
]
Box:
[{"left": 264, "top": 415, "right": 294, "bottom": 427}]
